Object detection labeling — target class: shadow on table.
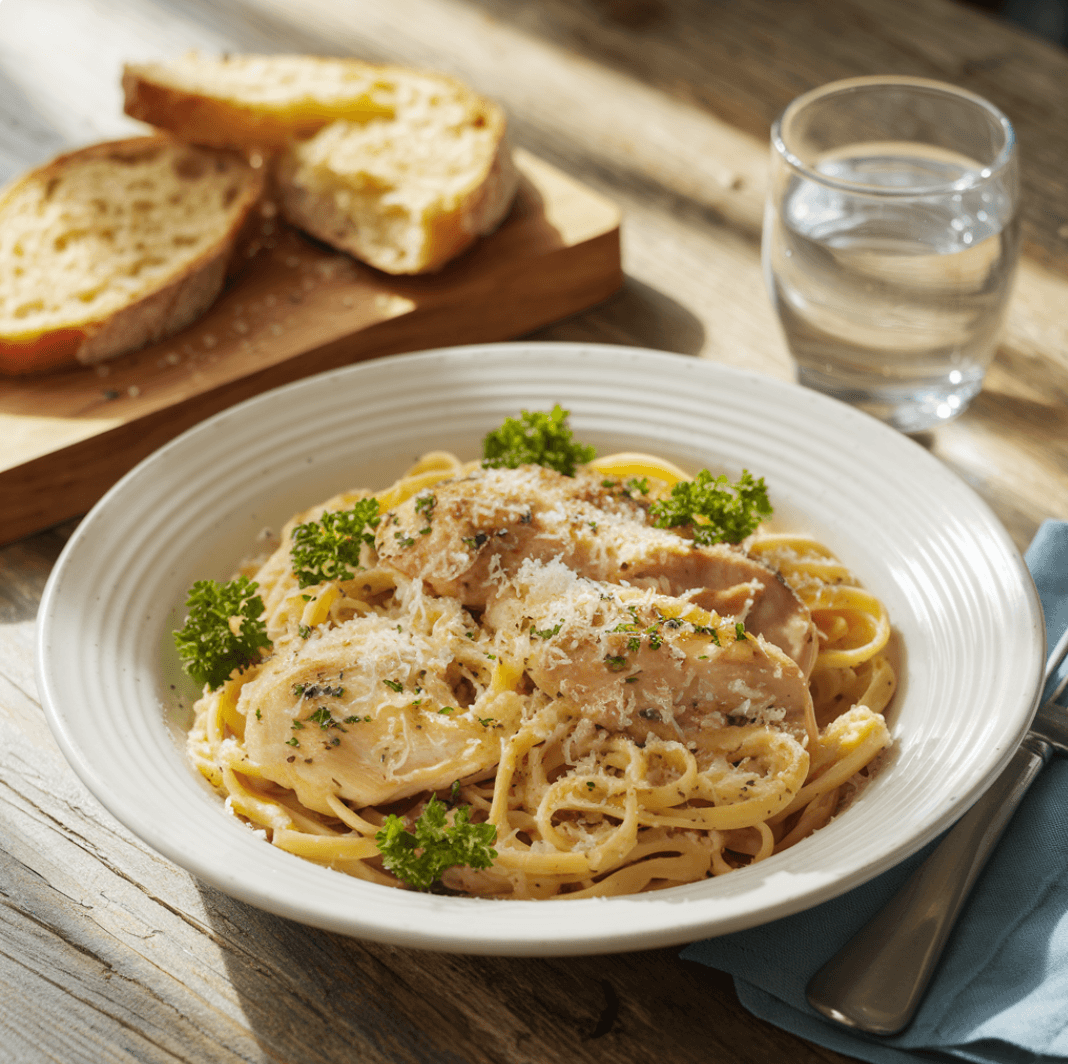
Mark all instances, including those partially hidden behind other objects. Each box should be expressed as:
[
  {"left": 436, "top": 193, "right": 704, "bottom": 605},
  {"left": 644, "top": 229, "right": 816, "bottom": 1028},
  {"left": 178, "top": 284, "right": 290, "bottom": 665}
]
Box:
[
  {"left": 531, "top": 274, "right": 707, "bottom": 357},
  {"left": 194, "top": 881, "right": 744, "bottom": 1064},
  {"left": 907, "top": 337, "right": 1068, "bottom": 549}
]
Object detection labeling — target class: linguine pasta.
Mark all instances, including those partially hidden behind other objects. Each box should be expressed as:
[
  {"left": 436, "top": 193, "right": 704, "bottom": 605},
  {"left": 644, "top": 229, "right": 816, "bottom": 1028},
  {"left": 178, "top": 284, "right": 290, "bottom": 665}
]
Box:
[{"left": 186, "top": 449, "right": 894, "bottom": 898}]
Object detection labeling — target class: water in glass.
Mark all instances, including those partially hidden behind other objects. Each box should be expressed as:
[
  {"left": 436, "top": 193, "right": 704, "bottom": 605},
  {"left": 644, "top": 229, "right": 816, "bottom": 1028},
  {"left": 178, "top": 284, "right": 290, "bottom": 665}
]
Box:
[{"left": 765, "top": 146, "right": 1019, "bottom": 433}]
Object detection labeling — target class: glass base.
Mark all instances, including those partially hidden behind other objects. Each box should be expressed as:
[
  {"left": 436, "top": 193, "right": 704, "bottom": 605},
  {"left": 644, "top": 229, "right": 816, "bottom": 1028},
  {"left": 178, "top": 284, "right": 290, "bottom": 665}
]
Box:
[{"left": 796, "top": 365, "right": 984, "bottom": 434}]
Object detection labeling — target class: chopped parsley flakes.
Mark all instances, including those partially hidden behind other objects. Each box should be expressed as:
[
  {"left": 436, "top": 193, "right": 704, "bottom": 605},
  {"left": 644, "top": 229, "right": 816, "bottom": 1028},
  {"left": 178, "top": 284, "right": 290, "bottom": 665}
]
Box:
[{"left": 531, "top": 622, "right": 563, "bottom": 640}]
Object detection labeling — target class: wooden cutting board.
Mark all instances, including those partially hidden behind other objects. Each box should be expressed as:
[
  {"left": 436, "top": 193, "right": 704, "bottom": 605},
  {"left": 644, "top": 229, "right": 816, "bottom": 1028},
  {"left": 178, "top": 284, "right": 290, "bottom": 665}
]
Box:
[{"left": 0, "top": 150, "right": 621, "bottom": 546}]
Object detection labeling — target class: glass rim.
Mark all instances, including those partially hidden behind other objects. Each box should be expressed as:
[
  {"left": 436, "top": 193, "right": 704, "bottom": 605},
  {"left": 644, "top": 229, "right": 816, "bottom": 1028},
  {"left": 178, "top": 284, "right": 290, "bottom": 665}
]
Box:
[{"left": 770, "top": 75, "right": 1017, "bottom": 197}]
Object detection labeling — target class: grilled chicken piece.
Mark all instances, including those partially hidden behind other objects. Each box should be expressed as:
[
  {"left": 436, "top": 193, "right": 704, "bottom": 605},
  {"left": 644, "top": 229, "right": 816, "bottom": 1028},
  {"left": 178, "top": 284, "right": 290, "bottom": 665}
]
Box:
[
  {"left": 376, "top": 465, "right": 818, "bottom": 676},
  {"left": 620, "top": 547, "right": 818, "bottom": 679},
  {"left": 240, "top": 606, "right": 515, "bottom": 813},
  {"left": 487, "top": 558, "right": 817, "bottom": 749}
]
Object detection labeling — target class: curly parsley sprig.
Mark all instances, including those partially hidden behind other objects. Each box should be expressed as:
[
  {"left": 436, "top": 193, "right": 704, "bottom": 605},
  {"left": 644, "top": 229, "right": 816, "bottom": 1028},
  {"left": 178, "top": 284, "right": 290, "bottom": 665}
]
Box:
[
  {"left": 375, "top": 795, "right": 498, "bottom": 891},
  {"left": 290, "top": 498, "right": 381, "bottom": 587},
  {"left": 649, "top": 469, "right": 772, "bottom": 545},
  {"left": 173, "top": 576, "right": 271, "bottom": 691},
  {"left": 482, "top": 404, "right": 596, "bottom": 477}
]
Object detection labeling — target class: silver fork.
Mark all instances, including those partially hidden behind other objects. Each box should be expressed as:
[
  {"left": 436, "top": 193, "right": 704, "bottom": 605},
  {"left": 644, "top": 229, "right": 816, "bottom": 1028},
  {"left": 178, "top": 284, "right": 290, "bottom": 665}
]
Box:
[{"left": 805, "top": 625, "right": 1068, "bottom": 1035}]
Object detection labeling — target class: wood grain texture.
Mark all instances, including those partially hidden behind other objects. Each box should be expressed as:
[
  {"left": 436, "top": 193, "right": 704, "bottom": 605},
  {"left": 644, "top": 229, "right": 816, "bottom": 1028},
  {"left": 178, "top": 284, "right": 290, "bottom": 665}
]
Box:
[{"left": 3, "top": 0, "right": 1068, "bottom": 1061}]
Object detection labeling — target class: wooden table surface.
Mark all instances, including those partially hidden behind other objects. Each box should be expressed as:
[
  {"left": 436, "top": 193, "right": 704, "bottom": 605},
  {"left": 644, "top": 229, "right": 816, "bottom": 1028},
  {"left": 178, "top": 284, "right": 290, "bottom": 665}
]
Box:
[{"left": 3, "top": 1, "right": 1067, "bottom": 1061}]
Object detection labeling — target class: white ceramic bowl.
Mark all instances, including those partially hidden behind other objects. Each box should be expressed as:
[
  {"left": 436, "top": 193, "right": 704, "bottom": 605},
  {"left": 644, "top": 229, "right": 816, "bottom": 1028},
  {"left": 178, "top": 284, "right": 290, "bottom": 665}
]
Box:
[{"left": 37, "top": 342, "right": 1044, "bottom": 955}]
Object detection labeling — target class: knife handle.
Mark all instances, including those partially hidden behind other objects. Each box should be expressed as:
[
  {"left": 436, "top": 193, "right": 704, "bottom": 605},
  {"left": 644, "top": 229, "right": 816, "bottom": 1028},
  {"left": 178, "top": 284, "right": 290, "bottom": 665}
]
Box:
[{"left": 805, "top": 735, "right": 1051, "bottom": 1036}]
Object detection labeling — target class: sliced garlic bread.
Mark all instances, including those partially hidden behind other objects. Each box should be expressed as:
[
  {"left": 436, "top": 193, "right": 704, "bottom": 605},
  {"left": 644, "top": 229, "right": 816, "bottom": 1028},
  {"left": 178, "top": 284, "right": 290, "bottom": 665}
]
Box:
[
  {"left": 123, "top": 54, "right": 519, "bottom": 274},
  {"left": 277, "top": 69, "right": 518, "bottom": 274},
  {"left": 0, "top": 136, "right": 264, "bottom": 375}
]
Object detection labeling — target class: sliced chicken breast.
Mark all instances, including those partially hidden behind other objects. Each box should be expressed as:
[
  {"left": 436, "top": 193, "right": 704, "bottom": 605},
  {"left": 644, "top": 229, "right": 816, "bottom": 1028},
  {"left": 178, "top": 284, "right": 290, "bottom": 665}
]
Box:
[
  {"left": 239, "top": 604, "right": 516, "bottom": 813},
  {"left": 377, "top": 465, "right": 818, "bottom": 675},
  {"left": 487, "top": 557, "right": 817, "bottom": 749}
]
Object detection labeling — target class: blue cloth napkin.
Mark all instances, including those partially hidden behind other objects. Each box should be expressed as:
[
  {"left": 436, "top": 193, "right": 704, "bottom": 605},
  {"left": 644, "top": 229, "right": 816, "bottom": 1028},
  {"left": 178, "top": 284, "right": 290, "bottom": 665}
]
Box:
[{"left": 682, "top": 520, "right": 1068, "bottom": 1064}]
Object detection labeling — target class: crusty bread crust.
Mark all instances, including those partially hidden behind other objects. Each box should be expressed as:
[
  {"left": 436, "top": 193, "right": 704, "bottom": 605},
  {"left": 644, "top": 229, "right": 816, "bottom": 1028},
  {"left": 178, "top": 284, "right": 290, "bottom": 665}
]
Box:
[
  {"left": 122, "top": 55, "right": 395, "bottom": 151},
  {"left": 0, "top": 136, "right": 264, "bottom": 376},
  {"left": 0, "top": 253, "right": 229, "bottom": 376},
  {"left": 124, "top": 68, "right": 321, "bottom": 150}
]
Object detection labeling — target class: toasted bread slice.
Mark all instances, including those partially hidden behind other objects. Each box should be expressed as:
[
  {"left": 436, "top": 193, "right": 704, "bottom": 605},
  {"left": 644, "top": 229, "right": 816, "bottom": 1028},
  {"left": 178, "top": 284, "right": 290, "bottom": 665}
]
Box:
[
  {"left": 0, "top": 136, "right": 264, "bottom": 375},
  {"left": 122, "top": 53, "right": 397, "bottom": 151},
  {"left": 122, "top": 54, "right": 519, "bottom": 274},
  {"left": 277, "top": 70, "right": 518, "bottom": 274}
]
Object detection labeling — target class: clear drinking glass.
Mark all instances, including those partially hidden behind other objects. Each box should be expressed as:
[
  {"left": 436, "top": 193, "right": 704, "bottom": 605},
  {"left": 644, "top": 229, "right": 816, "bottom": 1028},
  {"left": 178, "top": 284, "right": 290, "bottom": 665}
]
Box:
[{"left": 762, "top": 76, "right": 1020, "bottom": 433}]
